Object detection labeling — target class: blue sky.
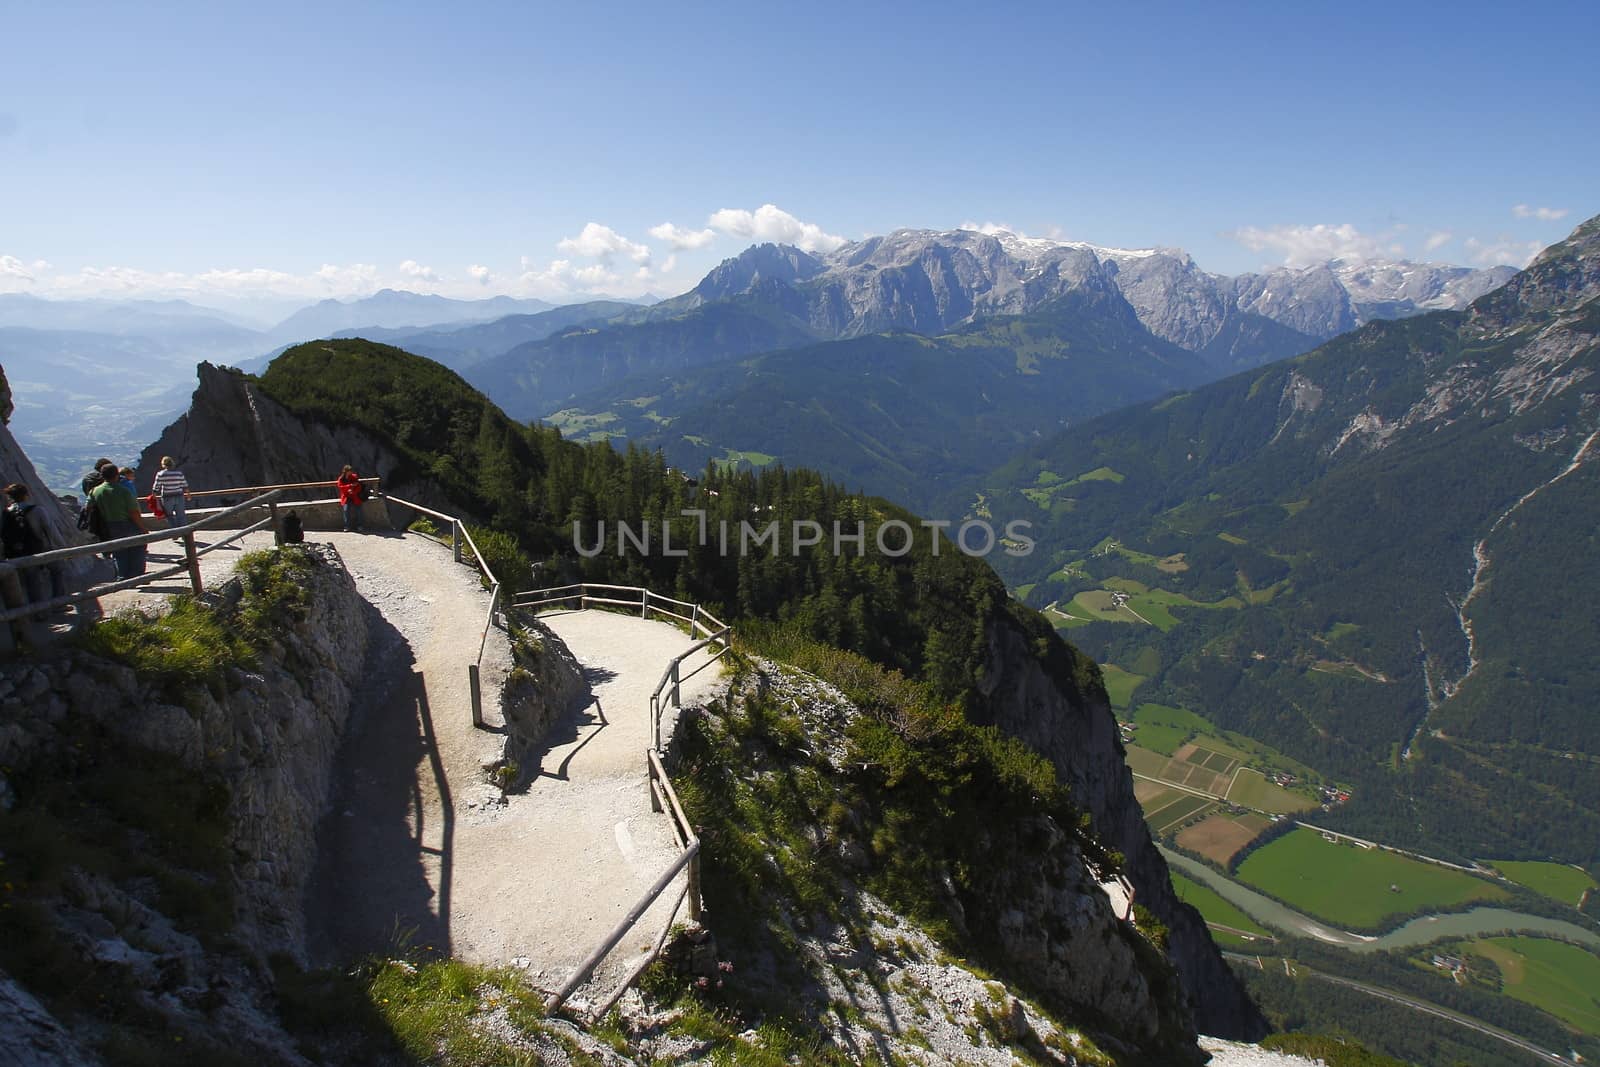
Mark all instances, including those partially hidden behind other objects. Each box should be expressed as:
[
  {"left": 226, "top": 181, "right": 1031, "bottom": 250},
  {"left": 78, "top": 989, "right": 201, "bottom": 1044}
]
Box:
[{"left": 2, "top": 0, "right": 1595, "bottom": 314}]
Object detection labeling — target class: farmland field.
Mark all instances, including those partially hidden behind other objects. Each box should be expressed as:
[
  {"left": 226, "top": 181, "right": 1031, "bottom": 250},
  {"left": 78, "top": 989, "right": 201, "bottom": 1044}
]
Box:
[
  {"left": 1225, "top": 767, "right": 1317, "bottom": 815},
  {"left": 1099, "top": 664, "right": 1145, "bottom": 708},
  {"left": 1133, "top": 778, "right": 1170, "bottom": 803},
  {"left": 1146, "top": 794, "right": 1215, "bottom": 835},
  {"left": 1489, "top": 860, "right": 1598, "bottom": 906},
  {"left": 1171, "top": 872, "right": 1273, "bottom": 939},
  {"left": 1475, "top": 936, "right": 1600, "bottom": 1034},
  {"left": 1128, "top": 703, "right": 1202, "bottom": 755},
  {"left": 1177, "top": 811, "right": 1272, "bottom": 866},
  {"left": 1235, "top": 828, "right": 1511, "bottom": 928},
  {"left": 1125, "top": 745, "right": 1171, "bottom": 779}
]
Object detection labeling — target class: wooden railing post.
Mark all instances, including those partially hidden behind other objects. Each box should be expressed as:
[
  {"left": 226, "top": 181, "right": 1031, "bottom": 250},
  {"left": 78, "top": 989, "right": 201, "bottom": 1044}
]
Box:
[
  {"left": 183, "top": 532, "right": 203, "bottom": 594},
  {"left": 0, "top": 566, "right": 23, "bottom": 652},
  {"left": 670, "top": 659, "right": 680, "bottom": 709},
  {"left": 267, "top": 499, "right": 279, "bottom": 542},
  {"left": 648, "top": 746, "right": 662, "bottom": 813},
  {"left": 687, "top": 854, "right": 703, "bottom": 920},
  {"left": 640, "top": 589, "right": 649, "bottom": 618},
  {"left": 469, "top": 663, "right": 483, "bottom": 728},
  {"left": 452, "top": 520, "right": 462, "bottom": 564}
]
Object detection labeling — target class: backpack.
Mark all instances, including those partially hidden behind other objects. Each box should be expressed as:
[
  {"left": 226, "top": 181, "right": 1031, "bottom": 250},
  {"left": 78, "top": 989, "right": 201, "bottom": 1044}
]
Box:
[
  {"left": 2, "top": 504, "right": 28, "bottom": 558},
  {"left": 77, "top": 498, "right": 109, "bottom": 541}
]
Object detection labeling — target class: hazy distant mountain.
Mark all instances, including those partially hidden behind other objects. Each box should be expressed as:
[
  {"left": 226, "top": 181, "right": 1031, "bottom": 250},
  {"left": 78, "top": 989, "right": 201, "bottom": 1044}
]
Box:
[
  {"left": 0, "top": 293, "right": 266, "bottom": 343},
  {"left": 267, "top": 289, "right": 556, "bottom": 345},
  {"left": 337, "top": 300, "right": 638, "bottom": 371}
]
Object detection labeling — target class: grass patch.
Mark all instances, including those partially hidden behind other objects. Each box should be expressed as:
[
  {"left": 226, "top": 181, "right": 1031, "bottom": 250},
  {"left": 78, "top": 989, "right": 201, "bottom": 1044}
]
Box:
[
  {"left": 1489, "top": 861, "right": 1598, "bottom": 906},
  {"left": 78, "top": 547, "right": 317, "bottom": 693},
  {"left": 1475, "top": 936, "right": 1600, "bottom": 1034},
  {"left": 1099, "top": 664, "right": 1146, "bottom": 708},
  {"left": 1068, "top": 466, "right": 1125, "bottom": 485},
  {"left": 1170, "top": 873, "right": 1272, "bottom": 938},
  {"left": 1235, "top": 828, "right": 1510, "bottom": 929},
  {"left": 1224, "top": 768, "right": 1317, "bottom": 815}
]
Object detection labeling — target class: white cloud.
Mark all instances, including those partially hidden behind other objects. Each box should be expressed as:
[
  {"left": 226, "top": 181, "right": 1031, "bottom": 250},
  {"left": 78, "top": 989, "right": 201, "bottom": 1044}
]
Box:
[
  {"left": 398, "top": 259, "right": 439, "bottom": 283},
  {"left": 1423, "top": 231, "right": 1453, "bottom": 253},
  {"left": 959, "top": 220, "right": 1014, "bottom": 236},
  {"left": 556, "top": 222, "right": 651, "bottom": 264},
  {"left": 707, "top": 204, "right": 847, "bottom": 253},
  {"left": 1464, "top": 236, "right": 1543, "bottom": 268},
  {"left": 511, "top": 258, "right": 623, "bottom": 297},
  {"left": 649, "top": 222, "right": 717, "bottom": 251},
  {"left": 1512, "top": 204, "right": 1568, "bottom": 221},
  {"left": 0, "top": 255, "right": 50, "bottom": 290},
  {"left": 1226, "top": 222, "right": 1403, "bottom": 267},
  {"left": 468, "top": 264, "right": 492, "bottom": 286}
]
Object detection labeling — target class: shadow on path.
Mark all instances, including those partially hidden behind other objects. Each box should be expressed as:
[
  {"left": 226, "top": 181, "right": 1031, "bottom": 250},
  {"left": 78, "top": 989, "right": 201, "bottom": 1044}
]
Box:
[{"left": 306, "top": 602, "right": 455, "bottom": 964}]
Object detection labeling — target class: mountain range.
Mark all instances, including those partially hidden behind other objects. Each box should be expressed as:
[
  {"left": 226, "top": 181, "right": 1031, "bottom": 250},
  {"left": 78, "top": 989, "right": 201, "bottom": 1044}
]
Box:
[
  {"left": 477, "top": 229, "right": 1512, "bottom": 509},
  {"left": 973, "top": 214, "right": 1600, "bottom": 864},
  {"left": 0, "top": 234, "right": 1509, "bottom": 500}
]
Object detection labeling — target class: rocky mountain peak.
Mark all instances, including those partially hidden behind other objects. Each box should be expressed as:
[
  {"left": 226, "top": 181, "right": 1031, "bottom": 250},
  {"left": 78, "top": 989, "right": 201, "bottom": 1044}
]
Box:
[
  {"left": 692, "top": 243, "right": 825, "bottom": 301},
  {"left": 1470, "top": 212, "right": 1600, "bottom": 328}
]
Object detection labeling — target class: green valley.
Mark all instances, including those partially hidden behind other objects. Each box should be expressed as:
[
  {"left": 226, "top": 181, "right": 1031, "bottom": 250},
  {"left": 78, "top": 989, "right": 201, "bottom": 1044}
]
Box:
[{"left": 979, "top": 215, "right": 1600, "bottom": 869}]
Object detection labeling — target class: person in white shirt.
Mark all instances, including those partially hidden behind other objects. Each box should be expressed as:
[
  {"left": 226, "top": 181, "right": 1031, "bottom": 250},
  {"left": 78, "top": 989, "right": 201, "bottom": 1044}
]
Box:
[{"left": 151, "top": 456, "right": 190, "bottom": 528}]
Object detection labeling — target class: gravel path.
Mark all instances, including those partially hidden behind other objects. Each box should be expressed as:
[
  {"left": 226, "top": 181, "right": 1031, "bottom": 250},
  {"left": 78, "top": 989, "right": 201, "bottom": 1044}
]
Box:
[{"left": 101, "top": 530, "right": 726, "bottom": 999}]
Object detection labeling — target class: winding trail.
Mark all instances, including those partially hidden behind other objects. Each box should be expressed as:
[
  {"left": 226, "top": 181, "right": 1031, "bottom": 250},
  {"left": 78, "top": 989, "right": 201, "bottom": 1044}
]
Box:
[{"left": 103, "top": 528, "right": 727, "bottom": 997}]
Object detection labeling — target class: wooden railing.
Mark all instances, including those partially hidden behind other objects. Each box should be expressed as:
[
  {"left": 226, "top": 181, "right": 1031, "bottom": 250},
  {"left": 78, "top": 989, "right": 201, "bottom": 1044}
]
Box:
[
  {"left": 384, "top": 496, "right": 503, "bottom": 728},
  {"left": 516, "top": 582, "right": 731, "bottom": 1019},
  {"left": 0, "top": 488, "right": 291, "bottom": 646}
]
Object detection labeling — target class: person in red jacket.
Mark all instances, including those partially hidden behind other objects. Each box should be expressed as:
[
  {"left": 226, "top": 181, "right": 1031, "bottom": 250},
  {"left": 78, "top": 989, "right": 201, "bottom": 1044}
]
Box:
[{"left": 337, "top": 465, "right": 364, "bottom": 532}]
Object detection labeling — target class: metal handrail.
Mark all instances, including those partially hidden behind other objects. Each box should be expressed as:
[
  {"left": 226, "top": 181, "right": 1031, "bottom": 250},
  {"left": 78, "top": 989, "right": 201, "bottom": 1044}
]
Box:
[{"left": 520, "top": 581, "right": 731, "bottom": 1018}]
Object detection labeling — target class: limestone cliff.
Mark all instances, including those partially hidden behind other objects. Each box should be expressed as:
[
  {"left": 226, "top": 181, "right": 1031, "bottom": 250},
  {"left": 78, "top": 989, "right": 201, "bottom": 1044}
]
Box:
[
  {"left": 0, "top": 544, "right": 368, "bottom": 1063},
  {"left": 973, "top": 605, "right": 1268, "bottom": 1040},
  {"left": 134, "top": 361, "right": 459, "bottom": 514}
]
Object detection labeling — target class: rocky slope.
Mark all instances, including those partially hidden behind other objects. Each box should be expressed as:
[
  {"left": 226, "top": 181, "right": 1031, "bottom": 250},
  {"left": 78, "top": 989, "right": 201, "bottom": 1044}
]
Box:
[
  {"left": 0, "top": 544, "right": 368, "bottom": 1063},
  {"left": 974, "top": 606, "right": 1266, "bottom": 1040}
]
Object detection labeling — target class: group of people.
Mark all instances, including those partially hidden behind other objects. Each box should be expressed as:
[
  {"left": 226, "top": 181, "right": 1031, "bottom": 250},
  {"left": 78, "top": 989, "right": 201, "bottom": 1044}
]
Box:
[
  {"left": 77, "top": 456, "right": 192, "bottom": 579},
  {"left": 1, "top": 459, "right": 372, "bottom": 612}
]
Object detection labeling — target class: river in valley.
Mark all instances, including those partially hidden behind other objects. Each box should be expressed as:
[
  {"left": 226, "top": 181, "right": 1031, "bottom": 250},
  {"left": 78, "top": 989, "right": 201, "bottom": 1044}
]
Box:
[{"left": 1161, "top": 848, "right": 1600, "bottom": 952}]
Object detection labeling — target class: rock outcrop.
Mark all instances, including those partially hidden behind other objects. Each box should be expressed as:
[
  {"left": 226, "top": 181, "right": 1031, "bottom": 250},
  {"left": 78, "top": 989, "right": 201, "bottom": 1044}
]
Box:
[
  {"left": 0, "top": 544, "right": 368, "bottom": 1062},
  {"left": 973, "top": 606, "right": 1268, "bottom": 1040},
  {"left": 133, "top": 361, "right": 458, "bottom": 516}
]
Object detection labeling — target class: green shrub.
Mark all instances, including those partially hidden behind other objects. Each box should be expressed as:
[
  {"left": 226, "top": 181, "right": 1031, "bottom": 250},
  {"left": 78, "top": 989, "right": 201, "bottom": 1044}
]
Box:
[{"left": 465, "top": 525, "right": 531, "bottom": 590}]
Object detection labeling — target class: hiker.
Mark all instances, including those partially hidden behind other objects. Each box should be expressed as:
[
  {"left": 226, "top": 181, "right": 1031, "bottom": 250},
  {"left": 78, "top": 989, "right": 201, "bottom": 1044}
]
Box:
[
  {"left": 337, "top": 464, "right": 364, "bottom": 532},
  {"left": 118, "top": 467, "right": 140, "bottom": 505},
  {"left": 80, "top": 457, "right": 114, "bottom": 497},
  {"left": 3, "top": 482, "right": 62, "bottom": 607},
  {"left": 90, "top": 462, "right": 149, "bottom": 578},
  {"left": 150, "top": 455, "right": 190, "bottom": 528}
]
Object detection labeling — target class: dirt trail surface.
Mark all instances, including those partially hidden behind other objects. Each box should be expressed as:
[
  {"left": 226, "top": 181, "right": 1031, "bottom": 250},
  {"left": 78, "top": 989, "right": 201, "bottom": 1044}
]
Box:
[{"left": 101, "top": 530, "right": 726, "bottom": 1000}]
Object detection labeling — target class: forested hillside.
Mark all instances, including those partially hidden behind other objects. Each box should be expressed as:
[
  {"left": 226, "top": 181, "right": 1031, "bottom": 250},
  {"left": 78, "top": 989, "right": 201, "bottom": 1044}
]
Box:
[
  {"left": 535, "top": 290, "right": 1213, "bottom": 511},
  {"left": 974, "top": 216, "right": 1600, "bottom": 864}
]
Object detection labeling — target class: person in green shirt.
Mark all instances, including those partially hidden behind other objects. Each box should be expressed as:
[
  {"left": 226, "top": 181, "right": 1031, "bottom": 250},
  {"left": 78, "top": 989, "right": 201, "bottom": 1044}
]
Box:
[{"left": 89, "top": 461, "right": 149, "bottom": 578}]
